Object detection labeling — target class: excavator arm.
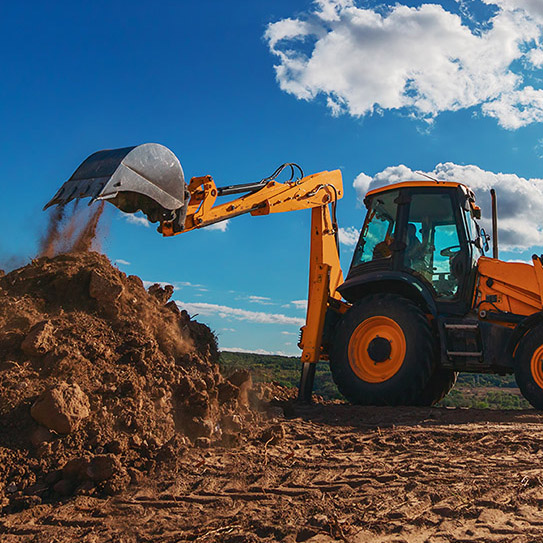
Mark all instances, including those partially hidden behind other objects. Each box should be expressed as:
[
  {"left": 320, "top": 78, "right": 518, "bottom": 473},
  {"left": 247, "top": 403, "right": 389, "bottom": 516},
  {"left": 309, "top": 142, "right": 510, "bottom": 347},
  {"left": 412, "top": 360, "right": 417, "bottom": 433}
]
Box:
[{"left": 44, "top": 143, "right": 347, "bottom": 401}]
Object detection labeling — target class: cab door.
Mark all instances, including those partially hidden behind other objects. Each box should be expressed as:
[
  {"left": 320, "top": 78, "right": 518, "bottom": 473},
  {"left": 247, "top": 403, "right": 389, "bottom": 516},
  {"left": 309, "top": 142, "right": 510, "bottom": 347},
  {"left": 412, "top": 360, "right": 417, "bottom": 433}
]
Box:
[{"left": 401, "top": 188, "right": 472, "bottom": 311}]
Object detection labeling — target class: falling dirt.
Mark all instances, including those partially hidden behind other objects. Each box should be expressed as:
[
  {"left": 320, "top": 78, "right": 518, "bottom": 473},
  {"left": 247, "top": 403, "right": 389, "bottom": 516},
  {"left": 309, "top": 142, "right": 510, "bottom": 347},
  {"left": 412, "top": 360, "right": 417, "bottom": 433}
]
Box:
[
  {"left": 39, "top": 201, "right": 105, "bottom": 258},
  {"left": 39, "top": 204, "right": 66, "bottom": 258},
  {"left": 72, "top": 202, "right": 105, "bottom": 253}
]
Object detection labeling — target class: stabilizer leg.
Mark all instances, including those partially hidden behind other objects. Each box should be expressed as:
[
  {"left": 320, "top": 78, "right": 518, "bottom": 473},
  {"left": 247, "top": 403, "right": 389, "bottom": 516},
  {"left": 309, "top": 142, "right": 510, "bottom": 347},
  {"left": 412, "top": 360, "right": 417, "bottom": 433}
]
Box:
[{"left": 297, "top": 362, "right": 316, "bottom": 404}]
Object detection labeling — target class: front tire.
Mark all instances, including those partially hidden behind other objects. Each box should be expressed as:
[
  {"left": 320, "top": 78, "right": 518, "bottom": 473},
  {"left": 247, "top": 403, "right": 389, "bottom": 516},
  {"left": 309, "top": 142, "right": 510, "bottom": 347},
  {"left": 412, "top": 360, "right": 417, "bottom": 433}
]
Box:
[
  {"left": 329, "top": 294, "right": 436, "bottom": 405},
  {"left": 514, "top": 324, "right": 543, "bottom": 410}
]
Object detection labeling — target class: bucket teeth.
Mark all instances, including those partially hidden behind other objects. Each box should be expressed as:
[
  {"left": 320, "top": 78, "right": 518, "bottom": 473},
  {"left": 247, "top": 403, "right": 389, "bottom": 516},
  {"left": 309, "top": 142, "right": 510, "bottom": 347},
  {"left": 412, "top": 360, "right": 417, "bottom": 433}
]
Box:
[{"left": 44, "top": 143, "right": 188, "bottom": 230}]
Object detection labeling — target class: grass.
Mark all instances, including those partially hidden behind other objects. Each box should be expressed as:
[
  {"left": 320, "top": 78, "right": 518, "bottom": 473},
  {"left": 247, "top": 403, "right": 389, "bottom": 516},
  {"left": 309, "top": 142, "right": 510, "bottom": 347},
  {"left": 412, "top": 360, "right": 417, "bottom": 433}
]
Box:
[{"left": 219, "top": 351, "right": 531, "bottom": 409}]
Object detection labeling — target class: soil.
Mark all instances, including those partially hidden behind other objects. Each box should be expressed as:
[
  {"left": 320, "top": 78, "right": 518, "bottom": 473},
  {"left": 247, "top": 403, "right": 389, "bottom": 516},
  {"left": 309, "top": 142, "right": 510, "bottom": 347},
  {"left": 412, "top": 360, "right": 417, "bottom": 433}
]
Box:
[
  {"left": 3, "top": 405, "right": 543, "bottom": 542},
  {"left": 0, "top": 251, "right": 263, "bottom": 515},
  {"left": 2, "top": 216, "right": 543, "bottom": 541}
]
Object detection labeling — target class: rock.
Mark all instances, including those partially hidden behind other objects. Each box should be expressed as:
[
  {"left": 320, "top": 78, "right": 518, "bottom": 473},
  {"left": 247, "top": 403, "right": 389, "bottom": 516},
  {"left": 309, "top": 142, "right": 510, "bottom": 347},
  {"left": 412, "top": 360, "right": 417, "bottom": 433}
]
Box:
[
  {"left": 147, "top": 283, "right": 174, "bottom": 304},
  {"left": 53, "top": 479, "right": 73, "bottom": 496},
  {"left": 227, "top": 370, "right": 253, "bottom": 405},
  {"left": 227, "top": 369, "right": 252, "bottom": 388},
  {"left": 21, "top": 320, "right": 56, "bottom": 357},
  {"left": 217, "top": 381, "right": 240, "bottom": 404},
  {"left": 31, "top": 382, "right": 90, "bottom": 434},
  {"left": 44, "top": 470, "right": 63, "bottom": 485},
  {"left": 9, "top": 494, "right": 41, "bottom": 511},
  {"left": 23, "top": 483, "right": 48, "bottom": 496},
  {"left": 101, "top": 470, "right": 130, "bottom": 495},
  {"left": 259, "top": 423, "right": 285, "bottom": 445},
  {"left": 89, "top": 269, "right": 123, "bottom": 303},
  {"left": 62, "top": 457, "right": 90, "bottom": 481},
  {"left": 86, "top": 454, "right": 121, "bottom": 482},
  {"left": 30, "top": 426, "right": 53, "bottom": 448}
]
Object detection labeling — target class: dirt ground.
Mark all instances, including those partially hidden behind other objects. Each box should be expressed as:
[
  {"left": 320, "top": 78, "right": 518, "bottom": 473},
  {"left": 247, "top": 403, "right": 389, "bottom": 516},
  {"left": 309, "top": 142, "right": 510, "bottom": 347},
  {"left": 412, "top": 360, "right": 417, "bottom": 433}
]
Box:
[
  {"left": 3, "top": 210, "right": 543, "bottom": 542},
  {"left": 3, "top": 404, "right": 543, "bottom": 543}
]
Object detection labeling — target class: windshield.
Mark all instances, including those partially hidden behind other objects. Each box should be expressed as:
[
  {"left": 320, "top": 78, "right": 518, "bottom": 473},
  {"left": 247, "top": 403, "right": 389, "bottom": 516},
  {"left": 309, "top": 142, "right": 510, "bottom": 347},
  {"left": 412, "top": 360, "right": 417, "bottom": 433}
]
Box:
[{"left": 350, "top": 190, "right": 399, "bottom": 267}]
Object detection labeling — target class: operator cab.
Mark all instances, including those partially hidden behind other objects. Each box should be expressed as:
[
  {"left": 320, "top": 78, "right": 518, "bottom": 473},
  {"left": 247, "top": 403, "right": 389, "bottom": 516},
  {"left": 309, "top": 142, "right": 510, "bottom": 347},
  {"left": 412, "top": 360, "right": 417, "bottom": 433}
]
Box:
[{"left": 343, "top": 181, "right": 485, "bottom": 313}]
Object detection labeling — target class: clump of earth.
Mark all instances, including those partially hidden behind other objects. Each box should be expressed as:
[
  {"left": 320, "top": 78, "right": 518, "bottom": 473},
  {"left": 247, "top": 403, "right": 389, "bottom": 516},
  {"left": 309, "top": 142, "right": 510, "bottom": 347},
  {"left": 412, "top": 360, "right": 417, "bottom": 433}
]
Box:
[{"left": 0, "top": 251, "right": 269, "bottom": 511}]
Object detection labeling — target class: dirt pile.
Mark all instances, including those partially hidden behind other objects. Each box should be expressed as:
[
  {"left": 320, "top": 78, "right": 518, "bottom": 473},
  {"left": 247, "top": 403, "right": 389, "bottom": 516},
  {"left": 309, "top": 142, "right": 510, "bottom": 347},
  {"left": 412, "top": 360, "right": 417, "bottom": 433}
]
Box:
[{"left": 0, "top": 251, "right": 259, "bottom": 511}]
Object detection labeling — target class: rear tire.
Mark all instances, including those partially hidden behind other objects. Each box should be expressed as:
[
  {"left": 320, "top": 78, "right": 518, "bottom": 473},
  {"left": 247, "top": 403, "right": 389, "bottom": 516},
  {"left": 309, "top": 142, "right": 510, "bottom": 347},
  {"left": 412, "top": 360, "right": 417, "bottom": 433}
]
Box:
[
  {"left": 329, "top": 294, "right": 436, "bottom": 406},
  {"left": 414, "top": 369, "right": 458, "bottom": 406},
  {"left": 514, "top": 324, "right": 543, "bottom": 410}
]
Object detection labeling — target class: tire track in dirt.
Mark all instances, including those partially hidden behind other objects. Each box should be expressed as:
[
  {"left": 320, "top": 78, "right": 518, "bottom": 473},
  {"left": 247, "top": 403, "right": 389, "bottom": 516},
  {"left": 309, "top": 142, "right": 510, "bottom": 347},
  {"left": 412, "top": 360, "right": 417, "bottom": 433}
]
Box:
[{"left": 3, "top": 405, "right": 543, "bottom": 542}]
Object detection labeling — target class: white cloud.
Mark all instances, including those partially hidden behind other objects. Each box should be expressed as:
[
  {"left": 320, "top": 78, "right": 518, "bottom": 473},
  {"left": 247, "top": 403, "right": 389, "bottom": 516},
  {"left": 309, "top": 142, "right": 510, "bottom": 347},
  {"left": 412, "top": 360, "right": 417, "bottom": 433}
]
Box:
[
  {"left": 265, "top": 0, "right": 543, "bottom": 129},
  {"left": 123, "top": 213, "right": 150, "bottom": 227},
  {"left": 176, "top": 301, "right": 305, "bottom": 326},
  {"left": 290, "top": 299, "right": 308, "bottom": 311},
  {"left": 178, "top": 281, "right": 205, "bottom": 288},
  {"left": 481, "top": 86, "right": 543, "bottom": 129},
  {"left": 281, "top": 331, "right": 296, "bottom": 335},
  {"left": 221, "top": 346, "right": 296, "bottom": 356},
  {"left": 507, "top": 258, "right": 532, "bottom": 263},
  {"left": 204, "top": 220, "right": 230, "bottom": 232},
  {"left": 355, "top": 162, "right": 543, "bottom": 251},
  {"left": 248, "top": 295, "right": 273, "bottom": 305},
  {"left": 115, "top": 259, "right": 131, "bottom": 266},
  {"left": 338, "top": 226, "right": 359, "bottom": 247}
]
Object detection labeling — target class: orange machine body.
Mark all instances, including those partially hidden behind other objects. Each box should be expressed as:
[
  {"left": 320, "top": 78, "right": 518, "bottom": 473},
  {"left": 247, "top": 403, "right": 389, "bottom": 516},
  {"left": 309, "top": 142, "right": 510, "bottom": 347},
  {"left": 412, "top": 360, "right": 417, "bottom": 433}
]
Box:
[{"left": 475, "top": 257, "right": 543, "bottom": 317}]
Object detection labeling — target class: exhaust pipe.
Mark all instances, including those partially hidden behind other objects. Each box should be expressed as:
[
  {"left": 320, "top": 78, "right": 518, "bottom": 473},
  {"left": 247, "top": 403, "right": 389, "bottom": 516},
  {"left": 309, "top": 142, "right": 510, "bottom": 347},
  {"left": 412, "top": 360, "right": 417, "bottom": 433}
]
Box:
[
  {"left": 44, "top": 143, "right": 189, "bottom": 231},
  {"left": 490, "top": 188, "right": 498, "bottom": 259}
]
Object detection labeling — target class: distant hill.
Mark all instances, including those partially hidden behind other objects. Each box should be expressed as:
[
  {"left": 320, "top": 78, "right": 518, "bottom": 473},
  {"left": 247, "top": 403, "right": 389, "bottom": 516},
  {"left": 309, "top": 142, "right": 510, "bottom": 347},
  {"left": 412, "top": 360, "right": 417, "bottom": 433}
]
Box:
[{"left": 219, "top": 351, "right": 531, "bottom": 409}]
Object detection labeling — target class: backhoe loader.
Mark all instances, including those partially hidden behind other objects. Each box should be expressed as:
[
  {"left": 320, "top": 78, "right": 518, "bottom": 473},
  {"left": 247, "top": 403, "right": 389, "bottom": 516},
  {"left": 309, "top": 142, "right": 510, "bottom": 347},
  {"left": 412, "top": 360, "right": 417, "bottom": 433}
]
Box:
[{"left": 45, "top": 143, "right": 543, "bottom": 409}]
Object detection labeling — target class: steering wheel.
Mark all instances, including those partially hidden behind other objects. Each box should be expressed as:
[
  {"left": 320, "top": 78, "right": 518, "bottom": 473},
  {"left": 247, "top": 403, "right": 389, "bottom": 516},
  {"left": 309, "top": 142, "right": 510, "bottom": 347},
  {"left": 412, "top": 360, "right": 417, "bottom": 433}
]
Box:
[{"left": 440, "top": 245, "right": 461, "bottom": 258}]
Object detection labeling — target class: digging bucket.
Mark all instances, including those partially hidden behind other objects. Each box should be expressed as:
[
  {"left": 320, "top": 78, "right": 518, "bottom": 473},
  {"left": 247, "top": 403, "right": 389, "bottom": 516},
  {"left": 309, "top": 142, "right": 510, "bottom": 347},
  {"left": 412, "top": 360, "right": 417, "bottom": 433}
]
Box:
[{"left": 44, "top": 143, "right": 188, "bottom": 228}]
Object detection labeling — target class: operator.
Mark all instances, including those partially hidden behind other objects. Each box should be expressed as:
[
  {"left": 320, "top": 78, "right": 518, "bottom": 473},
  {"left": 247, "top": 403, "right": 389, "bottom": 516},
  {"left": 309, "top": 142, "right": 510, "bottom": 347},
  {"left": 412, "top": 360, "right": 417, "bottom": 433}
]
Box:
[{"left": 405, "top": 223, "right": 425, "bottom": 269}]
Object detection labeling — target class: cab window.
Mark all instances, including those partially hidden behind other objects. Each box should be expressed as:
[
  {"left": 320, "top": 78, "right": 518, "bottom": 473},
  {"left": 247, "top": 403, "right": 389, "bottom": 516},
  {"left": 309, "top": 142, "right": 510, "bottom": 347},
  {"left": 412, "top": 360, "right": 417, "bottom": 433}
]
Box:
[
  {"left": 463, "top": 207, "right": 483, "bottom": 258},
  {"left": 405, "top": 192, "right": 463, "bottom": 299},
  {"left": 351, "top": 190, "right": 399, "bottom": 267}
]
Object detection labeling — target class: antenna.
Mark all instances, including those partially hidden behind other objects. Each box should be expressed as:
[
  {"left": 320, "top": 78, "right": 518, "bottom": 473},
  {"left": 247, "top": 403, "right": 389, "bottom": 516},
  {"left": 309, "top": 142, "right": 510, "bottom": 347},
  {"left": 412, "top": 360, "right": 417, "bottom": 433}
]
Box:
[{"left": 415, "top": 171, "right": 440, "bottom": 183}]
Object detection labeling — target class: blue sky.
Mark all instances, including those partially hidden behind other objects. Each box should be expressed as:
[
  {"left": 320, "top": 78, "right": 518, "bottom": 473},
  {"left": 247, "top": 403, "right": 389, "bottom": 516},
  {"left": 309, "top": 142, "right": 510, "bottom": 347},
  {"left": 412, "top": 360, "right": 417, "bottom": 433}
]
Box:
[{"left": 2, "top": 0, "right": 543, "bottom": 355}]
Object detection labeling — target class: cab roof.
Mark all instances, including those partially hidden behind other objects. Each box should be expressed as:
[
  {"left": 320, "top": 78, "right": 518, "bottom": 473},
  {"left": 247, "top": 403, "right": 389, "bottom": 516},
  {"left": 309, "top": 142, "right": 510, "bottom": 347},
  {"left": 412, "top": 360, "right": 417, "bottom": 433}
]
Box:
[{"left": 365, "top": 180, "right": 472, "bottom": 199}]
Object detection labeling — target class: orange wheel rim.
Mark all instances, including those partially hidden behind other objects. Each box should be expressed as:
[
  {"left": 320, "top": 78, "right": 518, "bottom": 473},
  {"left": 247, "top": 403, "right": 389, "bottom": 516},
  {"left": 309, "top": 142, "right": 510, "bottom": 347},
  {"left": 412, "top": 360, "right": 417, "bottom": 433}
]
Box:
[
  {"left": 348, "top": 316, "right": 407, "bottom": 383},
  {"left": 531, "top": 345, "right": 543, "bottom": 389}
]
